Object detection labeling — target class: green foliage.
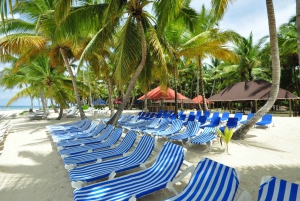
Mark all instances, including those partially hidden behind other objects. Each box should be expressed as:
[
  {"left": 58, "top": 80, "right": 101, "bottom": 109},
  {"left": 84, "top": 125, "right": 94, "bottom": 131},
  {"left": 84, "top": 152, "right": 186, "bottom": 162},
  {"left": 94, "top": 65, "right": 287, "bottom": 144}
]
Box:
[
  {"left": 216, "top": 126, "right": 234, "bottom": 154},
  {"left": 19, "top": 110, "right": 28, "bottom": 115},
  {"left": 48, "top": 105, "right": 52, "bottom": 108},
  {"left": 82, "top": 105, "right": 89, "bottom": 110}
]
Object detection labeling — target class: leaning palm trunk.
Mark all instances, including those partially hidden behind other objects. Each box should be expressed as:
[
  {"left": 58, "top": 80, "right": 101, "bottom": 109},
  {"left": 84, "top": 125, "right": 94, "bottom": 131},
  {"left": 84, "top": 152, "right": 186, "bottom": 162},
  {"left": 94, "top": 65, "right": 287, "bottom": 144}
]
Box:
[
  {"left": 39, "top": 87, "right": 48, "bottom": 117},
  {"left": 56, "top": 106, "right": 64, "bottom": 120},
  {"left": 107, "top": 77, "right": 114, "bottom": 117},
  {"left": 50, "top": 97, "right": 58, "bottom": 113},
  {"left": 107, "top": 19, "right": 147, "bottom": 125},
  {"left": 144, "top": 91, "right": 148, "bottom": 111},
  {"left": 59, "top": 48, "right": 86, "bottom": 120},
  {"left": 233, "top": 0, "right": 280, "bottom": 140}
]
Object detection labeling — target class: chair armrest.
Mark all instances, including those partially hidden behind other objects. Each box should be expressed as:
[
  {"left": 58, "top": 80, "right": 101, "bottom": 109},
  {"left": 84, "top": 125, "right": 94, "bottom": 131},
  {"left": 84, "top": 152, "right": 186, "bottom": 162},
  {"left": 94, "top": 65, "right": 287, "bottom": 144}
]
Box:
[{"left": 166, "top": 163, "right": 196, "bottom": 194}]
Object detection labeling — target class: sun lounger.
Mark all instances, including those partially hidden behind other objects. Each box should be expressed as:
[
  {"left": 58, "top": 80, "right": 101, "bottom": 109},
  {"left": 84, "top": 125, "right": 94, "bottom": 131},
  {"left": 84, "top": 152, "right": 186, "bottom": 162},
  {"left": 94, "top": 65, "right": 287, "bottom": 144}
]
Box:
[
  {"left": 50, "top": 119, "right": 93, "bottom": 135},
  {"left": 255, "top": 114, "right": 273, "bottom": 128},
  {"left": 152, "top": 119, "right": 183, "bottom": 137},
  {"left": 69, "top": 135, "right": 155, "bottom": 187},
  {"left": 188, "top": 127, "right": 217, "bottom": 150},
  {"left": 200, "top": 117, "right": 220, "bottom": 129},
  {"left": 57, "top": 124, "right": 114, "bottom": 149},
  {"left": 63, "top": 130, "right": 137, "bottom": 169},
  {"left": 165, "top": 158, "right": 252, "bottom": 201},
  {"left": 219, "top": 117, "right": 239, "bottom": 132},
  {"left": 182, "top": 114, "right": 196, "bottom": 126},
  {"left": 47, "top": 118, "right": 88, "bottom": 131},
  {"left": 52, "top": 123, "right": 106, "bottom": 142},
  {"left": 207, "top": 111, "right": 219, "bottom": 121},
  {"left": 239, "top": 113, "right": 254, "bottom": 124},
  {"left": 168, "top": 121, "right": 201, "bottom": 142},
  {"left": 258, "top": 176, "right": 300, "bottom": 201},
  {"left": 143, "top": 118, "right": 170, "bottom": 134},
  {"left": 58, "top": 127, "right": 122, "bottom": 156},
  {"left": 73, "top": 142, "right": 185, "bottom": 200},
  {"left": 234, "top": 112, "right": 243, "bottom": 122}
]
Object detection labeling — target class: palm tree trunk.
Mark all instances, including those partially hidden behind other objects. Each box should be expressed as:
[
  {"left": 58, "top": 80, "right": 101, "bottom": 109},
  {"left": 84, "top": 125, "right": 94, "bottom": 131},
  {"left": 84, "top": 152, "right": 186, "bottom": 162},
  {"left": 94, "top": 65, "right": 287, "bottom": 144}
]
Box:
[
  {"left": 174, "top": 65, "right": 178, "bottom": 114},
  {"left": 297, "top": 0, "right": 300, "bottom": 72},
  {"left": 87, "top": 65, "right": 93, "bottom": 107},
  {"left": 56, "top": 106, "right": 63, "bottom": 120},
  {"left": 107, "top": 77, "right": 114, "bottom": 117},
  {"left": 59, "top": 47, "right": 86, "bottom": 120},
  {"left": 210, "top": 73, "right": 216, "bottom": 97},
  {"left": 198, "top": 57, "right": 208, "bottom": 111},
  {"left": 39, "top": 87, "right": 47, "bottom": 117},
  {"left": 144, "top": 91, "right": 148, "bottom": 111},
  {"left": 107, "top": 18, "right": 147, "bottom": 125},
  {"left": 129, "top": 88, "right": 136, "bottom": 110},
  {"left": 50, "top": 97, "right": 58, "bottom": 113},
  {"left": 196, "top": 66, "right": 202, "bottom": 110},
  {"left": 233, "top": 0, "right": 280, "bottom": 139},
  {"left": 293, "top": 66, "right": 300, "bottom": 96}
]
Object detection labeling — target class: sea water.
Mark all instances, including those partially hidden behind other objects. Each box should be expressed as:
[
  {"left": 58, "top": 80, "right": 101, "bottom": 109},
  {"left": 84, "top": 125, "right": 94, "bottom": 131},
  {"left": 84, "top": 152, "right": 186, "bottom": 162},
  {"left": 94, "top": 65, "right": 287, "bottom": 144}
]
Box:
[{"left": 0, "top": 106, "right": 40, "bottom": 111}]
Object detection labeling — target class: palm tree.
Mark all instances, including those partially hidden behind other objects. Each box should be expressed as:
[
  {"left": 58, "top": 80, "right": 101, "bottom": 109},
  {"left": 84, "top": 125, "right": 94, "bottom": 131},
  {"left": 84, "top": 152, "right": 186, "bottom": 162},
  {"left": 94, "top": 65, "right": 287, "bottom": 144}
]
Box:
[
  {"left": 296, "top": 0, "right": 300, "bottom": 74},
  {"left": 232, "top": 0, "right": 281, "bottom": 139},
  {"left": 0, "top": 0, "right": 88, "bottom": 119}
]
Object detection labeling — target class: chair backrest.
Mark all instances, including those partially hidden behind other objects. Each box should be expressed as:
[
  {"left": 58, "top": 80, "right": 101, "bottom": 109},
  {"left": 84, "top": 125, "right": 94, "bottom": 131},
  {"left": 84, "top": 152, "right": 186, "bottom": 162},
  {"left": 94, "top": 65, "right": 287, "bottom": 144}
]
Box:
[
  {"left": 262, "top": 114, "right": 272, "bottom": 122},
  {"left": 148, "top": 113, "right": 156, "bottom": 119},
  {"left": 178, "top": 110, "right": 184, "bottom": 117},
  {"left": 203, "top": 110, "right": 211, "bottom": 117},
  {"left": 186, "top": 114, "right": 196, "bottom": 122},
  {"left": 195, "top": 110, "right": 202, "bottom": 119},
  {"left": 210, "top": 111, "right": 220, "bottom": 119},
  {"left": 209, "top": 117, "right": 221, "bottom": 127},
  {"left": 221, "top": 112, "right": 230, "bottom": 120},
  {"left": 147, "top": 118, "right": 161, "bottom": 128},
  {"left": 247, "top": 113, "right": 254, "bottom": 120},
  {"left": 178, "top": 114, "right": 186, "bottom": 121},
  {"left": 226, "top": 117, "right": 239, "bottom": 128},
  {"left": 163, "top": 113, "right": 171, "bottom": 119},
  {"left": 155, "top": 113, "right": 163, "bottom": 118},
  {"left": 169, "top": 113, "right": 178, "bottom": 121},
  {"left": 185, "top": 121, "right": 201, "bottom": 137},
  {"left": 117, "top": 131, "right": 137, "bottom": 152},
  {"left": 166, "top": 158, "right": 239, "bottom": 201},
  {"left": 90, "top": 123, "right": 106, "bottom": 136},
  {"left": 198, "top": 115, "right": 207, "bottom": 125},
  {"left": 258, "top": 176, "right": 300, "bottom": 201},
  {"left": 234, "top": 112, "right": 243, "bottom": 121}
]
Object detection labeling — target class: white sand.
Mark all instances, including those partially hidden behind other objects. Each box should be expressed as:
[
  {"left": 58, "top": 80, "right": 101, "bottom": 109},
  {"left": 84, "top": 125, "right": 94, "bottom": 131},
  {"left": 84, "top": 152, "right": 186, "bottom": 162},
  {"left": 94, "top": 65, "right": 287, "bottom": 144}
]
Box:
[{"left": 0, "top": 109, "right": 300, "bottom": 201}]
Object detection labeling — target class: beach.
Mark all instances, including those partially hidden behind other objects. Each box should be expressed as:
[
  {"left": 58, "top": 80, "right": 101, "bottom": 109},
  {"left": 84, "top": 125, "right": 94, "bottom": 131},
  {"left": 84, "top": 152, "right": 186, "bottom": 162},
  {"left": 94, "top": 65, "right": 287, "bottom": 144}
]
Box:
[{"left": 0, "top": 109, "right": 300, "bottom": 201}]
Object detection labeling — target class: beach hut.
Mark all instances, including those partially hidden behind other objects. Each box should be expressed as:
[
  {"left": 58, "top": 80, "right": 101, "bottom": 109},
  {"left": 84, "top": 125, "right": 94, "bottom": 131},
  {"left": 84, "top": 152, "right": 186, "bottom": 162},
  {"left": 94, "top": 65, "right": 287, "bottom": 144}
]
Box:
[{"left": 208, "top": 80, "right": 300, "bottom": 116}]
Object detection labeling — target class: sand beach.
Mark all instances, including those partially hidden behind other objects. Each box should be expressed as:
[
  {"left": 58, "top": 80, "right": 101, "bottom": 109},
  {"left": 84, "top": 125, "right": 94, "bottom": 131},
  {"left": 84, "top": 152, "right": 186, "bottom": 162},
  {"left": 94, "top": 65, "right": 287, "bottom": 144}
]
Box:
[{"left": 0, "top": 109, "right": 300, "bottom": 201}]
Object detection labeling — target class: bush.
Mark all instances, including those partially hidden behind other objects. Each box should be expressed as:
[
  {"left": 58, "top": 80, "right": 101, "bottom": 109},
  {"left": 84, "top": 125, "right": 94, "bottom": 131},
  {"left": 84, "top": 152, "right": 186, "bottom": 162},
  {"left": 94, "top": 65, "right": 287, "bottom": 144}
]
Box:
[
  {"left": 82, "top": 105, "right": 89, "bottom": 110},
  {"left": 19, "top": 111, "right": 28, "bottom": 115}
]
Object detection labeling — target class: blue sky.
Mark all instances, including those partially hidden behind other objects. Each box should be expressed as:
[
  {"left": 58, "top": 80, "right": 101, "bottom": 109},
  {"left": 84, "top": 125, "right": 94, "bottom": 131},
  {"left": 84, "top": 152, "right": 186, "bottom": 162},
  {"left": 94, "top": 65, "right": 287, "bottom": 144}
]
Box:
[{"left": 0, "top": 0, "right": 296, "bottom": 106}]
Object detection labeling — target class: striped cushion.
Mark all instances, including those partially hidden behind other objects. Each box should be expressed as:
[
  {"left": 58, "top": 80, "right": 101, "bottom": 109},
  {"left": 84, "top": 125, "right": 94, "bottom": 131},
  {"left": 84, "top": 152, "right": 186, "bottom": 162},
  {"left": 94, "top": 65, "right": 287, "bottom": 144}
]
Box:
[
  {"left": 58, "top": 128, "right": 122, "bottom": 156},
  {"left": 153, "top": 120, "right": 183, "bottom": 136},
  {"left": 63, "top": 131, "right": 137, "bottom": 166},
  {"left": 56, "top": 125, "right": 114, "bottom": 148},
  {"left": 73, "top": 142, "right": 184, "bottom": 201},
  {"left": 69, "top": 135, "right": 155, "bottom": 183},
  {"left": 189, "top": 127, "right": 216, "bottom": 145},
  {"left": 168, "top": 121, "right": 200, "bottom": 141},
  {"left": 166, "top": 158, "right": 239, "bottom": 201},
  {"left": 258, "top": 176, "right": 300, "bottom": 201}
]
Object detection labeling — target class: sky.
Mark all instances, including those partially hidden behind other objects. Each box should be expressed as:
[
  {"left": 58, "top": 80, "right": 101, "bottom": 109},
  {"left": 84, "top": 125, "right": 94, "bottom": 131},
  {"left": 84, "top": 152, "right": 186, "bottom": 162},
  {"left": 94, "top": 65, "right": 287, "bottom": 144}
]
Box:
[{"left": 0, "top": 0, "right": 296, "bottom": 106}]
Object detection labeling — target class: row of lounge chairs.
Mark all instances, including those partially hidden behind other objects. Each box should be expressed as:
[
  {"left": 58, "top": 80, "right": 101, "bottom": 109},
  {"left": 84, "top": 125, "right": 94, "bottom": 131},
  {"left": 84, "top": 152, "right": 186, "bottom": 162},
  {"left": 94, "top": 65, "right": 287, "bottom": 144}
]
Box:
[
  {"left": 46, "top": 113, "right": 295, "bottom": 200},
  {"left": 0, "top": 120, "right": 13, "bottom": 144}
]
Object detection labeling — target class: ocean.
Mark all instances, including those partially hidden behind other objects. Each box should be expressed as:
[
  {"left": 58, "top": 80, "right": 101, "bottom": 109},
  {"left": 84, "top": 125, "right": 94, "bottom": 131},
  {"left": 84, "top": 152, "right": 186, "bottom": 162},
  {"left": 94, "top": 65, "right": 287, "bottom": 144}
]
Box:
[{"left": 0, "top": 106, "right": 40, "bottom": 111}]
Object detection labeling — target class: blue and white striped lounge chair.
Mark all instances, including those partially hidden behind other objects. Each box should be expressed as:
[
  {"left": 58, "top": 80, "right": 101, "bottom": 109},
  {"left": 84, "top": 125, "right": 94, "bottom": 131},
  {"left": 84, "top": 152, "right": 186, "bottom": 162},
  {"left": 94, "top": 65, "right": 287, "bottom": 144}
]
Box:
[
  {"left": 118, "top": 115, "right": 140, "bottom": 126},
  {"left": 69, "top": 135, "right": 155, "bottom": 188},
  {"left": 121, "top": 119, "right": 150, "bottom": 130},
  {"left": 234, "top": 112, "right": 243, "bottom": 122},
  {"left": 255, "top": 114, "right": 273, "bottom": 128},
  {"left": 203, "top": 110, "right": 210, "bottom": 118},
  {"left": 73, "top": 142, "right": 185, "bottom": 200},
  {"left": 168, "top": 121, "right": 201, "bottom": 142},
  {"left": 219, "top": 118, "right": 239, "bottom": 133},
  {"left": 197, "top": 115, "right": 207, "bottom": 125},
  {"left": 58, "top": 127, "right": 122, "bottom": 156},
  {"left": 207, "top": 111, "right": 219, "bottom": 121},
  {"left": 240, "top": 113, "right": 254, "bottom": 124},
  {"left": 182, "top": 114, "right": 196, "bottom": 126},
  {"left": 130, "top": 118, "right": 161, "bottom": 132},
  {"left": 220, "top": 111, "right": 230, "bottom": 123},
  {"left": 165, "top": 158, "right": 251, "bottom": 201},
  {"left": 258, "top": 176, "right": 300, "bottom": 201},
  {"left": 52, "top": 122, "right": 104, "bottom": 142},
  {"left": 188, "top": 127, "right": 217, "bottom": 150},
  {"left": 56, "top": 124, "right": 114, "bottom": 148},
  {"left": 46, "top": 118, "right": 88, "bottom": 131},
  {"left": 143, "top": 119, "right": 170, "bottom": 134},
  {"left": 63, "top": 131, "right": 137, "bottom": 169},
  {"left": 50, "top": 119, "right": 93, "bottom": 135},
  {"left": 200, "top": 117, "right": 220, "bottom": 129},
  {"left": 152, "top": 120, "right": 183, "bottom": 137}
]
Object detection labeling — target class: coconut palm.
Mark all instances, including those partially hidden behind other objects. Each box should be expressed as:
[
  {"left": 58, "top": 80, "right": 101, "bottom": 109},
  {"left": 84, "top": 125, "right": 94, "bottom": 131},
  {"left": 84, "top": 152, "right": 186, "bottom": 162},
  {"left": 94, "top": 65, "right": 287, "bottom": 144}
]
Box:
[
  {"left": 209, "top": 0, "right": 281, "bottom": 139},
  {"left": 0, "top": 0, "right": 88, "bottom": 119}
]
